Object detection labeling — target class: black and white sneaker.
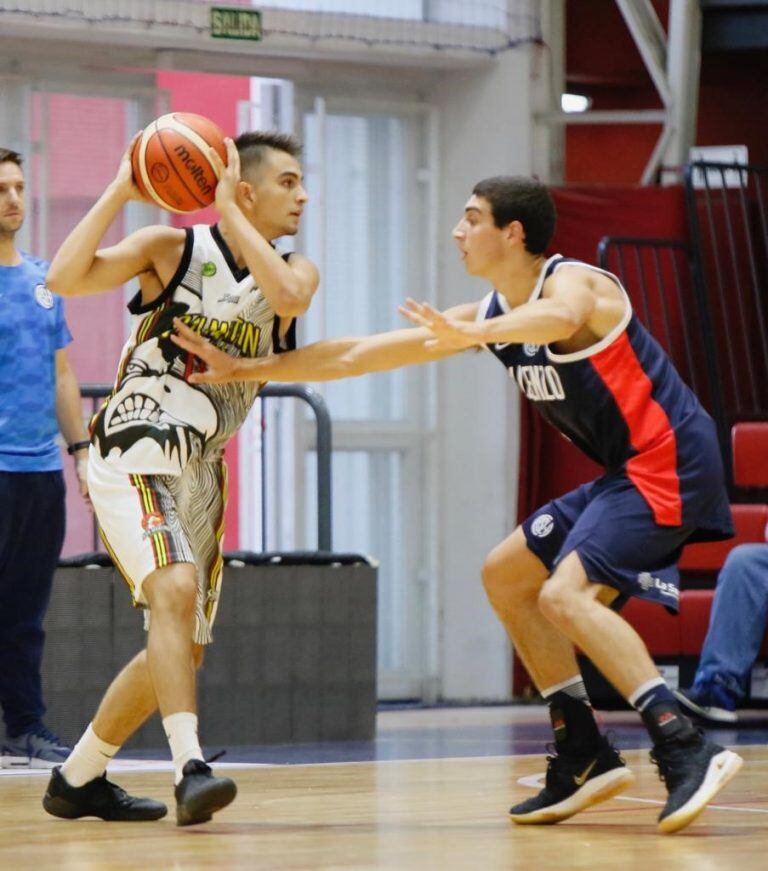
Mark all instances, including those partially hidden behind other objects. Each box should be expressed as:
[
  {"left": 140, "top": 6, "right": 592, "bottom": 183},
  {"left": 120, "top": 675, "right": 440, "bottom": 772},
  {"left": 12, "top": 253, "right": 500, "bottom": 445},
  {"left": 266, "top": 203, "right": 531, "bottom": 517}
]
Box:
[
  {"left": 651, "top": 730, "right": 743, "bottom": 834},
  {"left": 509, "top": 740, "right": 635, "bottom": 824},
  {"left": 2, "top": 726, "right": 71, "bottom": 769},
  {"left": 673, "top": 687, "right": 738, "bottom": 724},
  {"left": 42, "top": 766, "right": 167, "bottom": 821},
  {"left": 175, "top": 759, "right": 237, "bottom": 826}
]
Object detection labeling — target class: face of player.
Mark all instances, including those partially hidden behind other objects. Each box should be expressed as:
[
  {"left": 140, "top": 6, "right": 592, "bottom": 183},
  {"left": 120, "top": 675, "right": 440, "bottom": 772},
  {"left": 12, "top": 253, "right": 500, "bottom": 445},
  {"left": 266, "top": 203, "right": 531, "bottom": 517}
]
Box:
[
  {"left": 242, "top": 149, "right": 308, "bottom": 239},
  {"left": 0, "top": 161, "right": 25, "bottom": 236},
  {"left": 452, "top": 195, "right": 510, "bottom": 278}
]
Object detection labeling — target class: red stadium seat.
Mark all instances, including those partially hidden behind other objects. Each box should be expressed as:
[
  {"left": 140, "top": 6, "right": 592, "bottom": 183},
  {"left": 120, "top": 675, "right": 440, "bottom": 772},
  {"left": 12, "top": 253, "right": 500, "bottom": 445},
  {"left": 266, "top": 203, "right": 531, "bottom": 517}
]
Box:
[
  {"left": 679, "top": 589, "right": 768, "bottom": 656},
  {"left": 679, "top": 590, "right": 714, "bottom": 654},
  {"left": 679, "top": 503, "right": 768, "bottom": 572},
  {"left": 732, "top": 422, "right": 768, "bottom": 488},
  {"left": 622, "top": 598, "right": 681, "bottom": 655}
]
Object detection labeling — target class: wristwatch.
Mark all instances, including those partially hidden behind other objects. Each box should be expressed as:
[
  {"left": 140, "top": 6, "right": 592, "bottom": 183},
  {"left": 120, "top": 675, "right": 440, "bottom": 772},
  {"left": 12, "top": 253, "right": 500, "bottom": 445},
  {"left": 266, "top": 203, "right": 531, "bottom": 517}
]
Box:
[{"left": 67, "top": 440, "right": 91, "bottom": 455}]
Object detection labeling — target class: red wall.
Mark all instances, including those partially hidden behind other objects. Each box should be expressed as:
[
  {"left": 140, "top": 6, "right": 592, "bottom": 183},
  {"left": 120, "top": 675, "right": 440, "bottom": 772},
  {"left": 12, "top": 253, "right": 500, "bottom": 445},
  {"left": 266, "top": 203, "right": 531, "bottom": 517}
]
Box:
[{"left": 564, "top": 0, "right": 768, "bottom": 182}]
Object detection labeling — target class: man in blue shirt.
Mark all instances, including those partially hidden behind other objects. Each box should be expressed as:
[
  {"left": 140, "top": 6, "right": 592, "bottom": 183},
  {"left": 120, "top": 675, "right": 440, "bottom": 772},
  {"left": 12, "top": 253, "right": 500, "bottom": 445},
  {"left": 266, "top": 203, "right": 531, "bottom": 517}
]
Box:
[{"left": 0, "top": 147, "right": 91, "bottom": 768}]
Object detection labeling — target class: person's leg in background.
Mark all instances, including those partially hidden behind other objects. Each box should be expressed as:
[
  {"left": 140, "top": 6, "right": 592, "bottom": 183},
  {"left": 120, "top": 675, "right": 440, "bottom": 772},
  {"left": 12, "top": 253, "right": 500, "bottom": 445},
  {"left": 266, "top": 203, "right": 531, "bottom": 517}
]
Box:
[
  {"left": 0, "top": 471, "right": 71, "bottom": 768},
  {"left": 676, "top": 543, "right": 768, "bottom": 723}
]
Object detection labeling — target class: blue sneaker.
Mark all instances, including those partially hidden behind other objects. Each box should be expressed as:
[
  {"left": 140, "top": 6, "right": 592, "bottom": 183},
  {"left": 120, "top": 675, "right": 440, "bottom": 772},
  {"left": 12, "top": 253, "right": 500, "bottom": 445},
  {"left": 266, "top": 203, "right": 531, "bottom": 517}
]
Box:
[
  {"left": 1, "top": 726, "right": 71, "bottom": 769},
  {"left": 673, "top": 686, "right": 738, "bottom": 724}
]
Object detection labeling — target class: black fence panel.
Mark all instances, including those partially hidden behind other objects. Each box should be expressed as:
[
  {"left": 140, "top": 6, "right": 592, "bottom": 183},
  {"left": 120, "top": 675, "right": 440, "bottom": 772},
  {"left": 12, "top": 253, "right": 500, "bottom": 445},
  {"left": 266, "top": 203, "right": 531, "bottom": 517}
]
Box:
[
  {"left": 598, "top": 236, "right": 730, "bottom": 471},
  {"left": 684, "top": 161, "right": 768, "bottom": 421}
]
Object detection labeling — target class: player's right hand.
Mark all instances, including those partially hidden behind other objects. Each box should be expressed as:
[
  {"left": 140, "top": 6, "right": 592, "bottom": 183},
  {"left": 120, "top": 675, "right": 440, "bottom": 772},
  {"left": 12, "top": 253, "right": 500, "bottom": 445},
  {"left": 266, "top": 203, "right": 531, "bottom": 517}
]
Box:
[
  {"left": 112, "top": 132, "right": 148, "bottom": 203},
  {"left": 171, "top": 317, "right": 261, "bottom": 384},
  {"left": 209, "top": 138, "right": 240, "bottom": 212}
]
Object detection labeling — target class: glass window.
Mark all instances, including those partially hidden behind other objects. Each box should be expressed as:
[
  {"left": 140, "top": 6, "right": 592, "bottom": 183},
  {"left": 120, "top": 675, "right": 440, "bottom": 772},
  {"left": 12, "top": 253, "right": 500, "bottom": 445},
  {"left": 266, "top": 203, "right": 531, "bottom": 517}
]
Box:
[{"left": 302, "top": 111, "right": 417, "bottom": 421}]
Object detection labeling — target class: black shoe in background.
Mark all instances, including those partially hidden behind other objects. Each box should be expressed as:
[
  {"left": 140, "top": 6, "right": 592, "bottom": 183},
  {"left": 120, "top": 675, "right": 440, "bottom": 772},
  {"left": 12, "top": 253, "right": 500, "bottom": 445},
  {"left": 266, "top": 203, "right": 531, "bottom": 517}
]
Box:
[
  {"left": 42, "top": 766, "right": 167, "bottom": 821},
  {"left": 174, "top": 759, "right": 237, "bottom": 826}
]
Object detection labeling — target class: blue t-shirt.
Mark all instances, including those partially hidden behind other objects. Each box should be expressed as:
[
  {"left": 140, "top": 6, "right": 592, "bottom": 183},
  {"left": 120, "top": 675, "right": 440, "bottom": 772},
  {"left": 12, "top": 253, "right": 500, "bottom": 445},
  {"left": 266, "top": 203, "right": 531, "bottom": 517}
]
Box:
[{"left": 0, "top": 253, "right": 72, "bottom": 471}]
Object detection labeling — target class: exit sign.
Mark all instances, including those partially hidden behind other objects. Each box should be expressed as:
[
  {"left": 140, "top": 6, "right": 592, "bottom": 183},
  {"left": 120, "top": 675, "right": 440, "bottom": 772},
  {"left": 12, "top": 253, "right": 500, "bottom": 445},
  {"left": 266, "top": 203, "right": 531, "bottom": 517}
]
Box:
[{"left": 210, "top": 7, "right": 263, "bottom": 41}]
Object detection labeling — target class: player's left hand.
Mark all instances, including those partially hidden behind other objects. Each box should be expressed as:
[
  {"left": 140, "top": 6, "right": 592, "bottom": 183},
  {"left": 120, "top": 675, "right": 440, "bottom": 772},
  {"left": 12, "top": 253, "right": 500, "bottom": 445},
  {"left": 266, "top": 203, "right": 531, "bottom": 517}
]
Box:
[
  {"left": 209, "top": 138, "right": 239, "bottom": 211},
  {"left": 171, "top": 318, "right": 243, "bottom": 384},
  {"left": 74, "top": 453, "right": 92, "bottom": 513},
  {"left": 399, "top": 299, "right": 480, "bottom": 350}
]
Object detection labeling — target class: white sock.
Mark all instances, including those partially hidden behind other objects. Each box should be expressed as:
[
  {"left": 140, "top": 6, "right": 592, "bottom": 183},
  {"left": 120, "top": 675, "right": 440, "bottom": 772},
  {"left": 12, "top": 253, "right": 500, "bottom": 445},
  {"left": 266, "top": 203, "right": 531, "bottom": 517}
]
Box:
[
  {"left": 541, "top": 675, "right": 591, "bottom": 705},
  {"left": 163, "top": 712, "right": 203, "bottom": 784},
  {"left": 60, "top": 723, "right": 120, "bottom": 788}
]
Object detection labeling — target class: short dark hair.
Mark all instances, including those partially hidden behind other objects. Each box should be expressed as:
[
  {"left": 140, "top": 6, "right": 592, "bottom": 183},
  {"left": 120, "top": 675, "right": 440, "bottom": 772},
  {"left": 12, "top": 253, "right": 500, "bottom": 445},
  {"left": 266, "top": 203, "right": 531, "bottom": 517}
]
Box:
[
  {"left": 234, "top": 131, "right": 302, "bottom": 177},
  {"left": 0, "top": 148, "right": 23, "bottom": 168},
  {"left": 472, "top": 176, "right": 556, "bottom": 255}
]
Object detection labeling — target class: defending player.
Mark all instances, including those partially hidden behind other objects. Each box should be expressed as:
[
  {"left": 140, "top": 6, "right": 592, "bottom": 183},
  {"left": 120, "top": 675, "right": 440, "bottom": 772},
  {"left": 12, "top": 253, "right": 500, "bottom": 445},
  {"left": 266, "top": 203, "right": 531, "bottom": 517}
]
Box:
[
  {"left": 41, "top": 131, "right": 318, "bottom": 825},
  {"left": 171, "top": 176, "right": 742, "bottom": 834}
]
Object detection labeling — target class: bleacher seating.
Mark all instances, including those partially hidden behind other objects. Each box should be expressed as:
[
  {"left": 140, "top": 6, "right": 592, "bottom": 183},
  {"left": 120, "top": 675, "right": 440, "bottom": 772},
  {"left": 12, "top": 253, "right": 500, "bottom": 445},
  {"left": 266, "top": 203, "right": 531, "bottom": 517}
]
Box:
[
  {"left": 678, "top": 503, "right": 768, "bottom": 573},
  {"left": 733, "top": 422, "right": 768, "bottom": 489}
]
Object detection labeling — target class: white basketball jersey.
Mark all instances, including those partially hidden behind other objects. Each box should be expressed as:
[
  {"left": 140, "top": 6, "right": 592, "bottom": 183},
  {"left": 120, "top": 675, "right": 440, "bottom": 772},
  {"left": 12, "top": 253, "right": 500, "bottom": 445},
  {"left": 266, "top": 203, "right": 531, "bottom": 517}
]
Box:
[{"left": 91, "top": 224, "right": 294, "bottom": 475}]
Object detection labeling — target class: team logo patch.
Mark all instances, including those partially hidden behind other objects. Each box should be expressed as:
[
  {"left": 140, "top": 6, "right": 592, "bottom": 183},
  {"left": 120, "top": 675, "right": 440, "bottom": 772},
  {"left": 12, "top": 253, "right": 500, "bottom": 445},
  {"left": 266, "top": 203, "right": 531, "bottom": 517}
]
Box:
[
  {"left": 150, "top": 163, "right": 170, "bottom": 183},
  {"left": 34, "top": 284, "right": 54, "bottom": 309},
  {"left": 523, "top": 343, "right": 540, "bottom": 357},
  {"left": 531, "top": 513, "right": 555, "bottom": 538},
  {"left": 637, "top": 572, "right": 680, "bottom": 601},
  {"left": 141, "top": 511, "right": 170, "bottom": 539},
  {"left": 202, "top": 261, "right": 217, "bottom": 278},
  {"left": 638, "top": 572, "right": 655, "bottom": 591}
]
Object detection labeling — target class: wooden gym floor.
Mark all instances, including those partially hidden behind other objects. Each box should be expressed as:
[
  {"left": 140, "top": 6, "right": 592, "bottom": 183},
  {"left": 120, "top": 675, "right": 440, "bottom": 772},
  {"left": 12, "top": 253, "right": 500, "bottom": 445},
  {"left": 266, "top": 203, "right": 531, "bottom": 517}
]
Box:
[{"left": 1, "top": 707, "right": 767, "bottom": 870}]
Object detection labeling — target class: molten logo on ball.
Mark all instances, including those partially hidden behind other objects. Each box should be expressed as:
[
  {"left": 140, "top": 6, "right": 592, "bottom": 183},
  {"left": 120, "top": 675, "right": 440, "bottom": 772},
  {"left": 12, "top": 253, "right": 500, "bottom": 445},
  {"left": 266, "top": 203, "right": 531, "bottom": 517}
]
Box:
[
  {"left": 174, "top": 145, "right": 214, "bottom": 196},
  {"left": 150, "top": 163, "right": 170, "bottom": 183}
]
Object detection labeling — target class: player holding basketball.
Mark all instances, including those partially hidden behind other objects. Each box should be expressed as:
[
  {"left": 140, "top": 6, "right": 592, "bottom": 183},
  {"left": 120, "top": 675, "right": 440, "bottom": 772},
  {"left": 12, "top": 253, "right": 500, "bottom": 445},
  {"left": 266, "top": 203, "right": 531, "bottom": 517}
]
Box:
[
  {"left": 41, "top": 131, "right": 317, "bottom": 825},
  {"left": 172, "top": 176, "right": 742, "bottom": 834}
]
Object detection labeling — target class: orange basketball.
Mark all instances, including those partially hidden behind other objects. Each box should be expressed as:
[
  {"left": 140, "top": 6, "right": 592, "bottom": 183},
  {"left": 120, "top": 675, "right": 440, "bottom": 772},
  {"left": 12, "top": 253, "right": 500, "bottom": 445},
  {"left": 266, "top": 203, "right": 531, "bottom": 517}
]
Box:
[{"left": 131, "top": 113, "right": 227, "bottom": 213}]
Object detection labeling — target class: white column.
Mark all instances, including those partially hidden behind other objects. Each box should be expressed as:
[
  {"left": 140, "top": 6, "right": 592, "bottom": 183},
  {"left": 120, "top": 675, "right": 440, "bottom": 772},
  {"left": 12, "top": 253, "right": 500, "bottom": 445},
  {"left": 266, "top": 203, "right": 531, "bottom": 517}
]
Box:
[
  {"left": 662, "top": 0, "right": 702, "bottom": 183},
  {"left": 428, "top": 44, "right": 534, "bottom": 700}
]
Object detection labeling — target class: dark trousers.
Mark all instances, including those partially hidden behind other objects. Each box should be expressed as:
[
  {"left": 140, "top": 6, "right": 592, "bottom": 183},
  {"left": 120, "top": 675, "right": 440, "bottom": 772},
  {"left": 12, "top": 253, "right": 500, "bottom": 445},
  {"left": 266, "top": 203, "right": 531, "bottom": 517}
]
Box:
[{"left": 0, "top": 471, "right": 65, "bottom": 737}]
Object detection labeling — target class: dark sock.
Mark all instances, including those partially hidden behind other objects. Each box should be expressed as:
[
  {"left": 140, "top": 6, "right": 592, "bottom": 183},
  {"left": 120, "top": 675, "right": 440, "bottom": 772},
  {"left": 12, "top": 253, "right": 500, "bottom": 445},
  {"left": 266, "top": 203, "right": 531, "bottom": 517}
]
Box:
[
  {"left": 546, "top": 692, "right": 604, "bottom": 753},
  {"left": 631, "top": 680, "right": 696, "bottom": 744}
]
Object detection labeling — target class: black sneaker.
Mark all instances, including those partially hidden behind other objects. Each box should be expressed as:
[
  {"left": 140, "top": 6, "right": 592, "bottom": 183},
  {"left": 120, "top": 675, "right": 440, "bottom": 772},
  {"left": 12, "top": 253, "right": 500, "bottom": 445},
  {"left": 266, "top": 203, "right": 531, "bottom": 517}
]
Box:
[
  {"left": 174, "top": 759, "right": 237, "bottom": 826},
  {"left": 509, "top": 740, "right": 635, "bottom": 824},
  {"left": 651, "top": 730, "right": 743, "bottom": 834},
  {"left": 42, "top": 766, "right": 167, "bottom": 821}
]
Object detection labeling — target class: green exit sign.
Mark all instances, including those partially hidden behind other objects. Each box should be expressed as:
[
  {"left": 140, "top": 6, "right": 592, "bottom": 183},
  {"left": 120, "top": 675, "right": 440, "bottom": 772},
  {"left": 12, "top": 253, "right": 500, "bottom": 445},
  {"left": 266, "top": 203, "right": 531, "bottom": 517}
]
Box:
[{"left": 210, "top": 7, "right": 263, "bottom": 41}]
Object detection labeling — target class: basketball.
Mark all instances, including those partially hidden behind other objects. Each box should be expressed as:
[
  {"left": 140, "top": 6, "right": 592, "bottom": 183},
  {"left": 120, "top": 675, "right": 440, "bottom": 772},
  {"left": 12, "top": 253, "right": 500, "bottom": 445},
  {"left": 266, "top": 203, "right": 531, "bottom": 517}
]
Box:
[{"left": 131, "top": 112, "right": 227, "bottom": 213}]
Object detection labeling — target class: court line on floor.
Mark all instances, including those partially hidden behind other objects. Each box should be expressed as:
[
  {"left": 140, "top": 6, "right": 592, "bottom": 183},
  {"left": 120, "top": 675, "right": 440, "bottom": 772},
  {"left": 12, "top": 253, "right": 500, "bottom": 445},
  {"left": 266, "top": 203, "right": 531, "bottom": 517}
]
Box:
[{"left": 0, "top": 760, "right": 274, "bottom": 778}]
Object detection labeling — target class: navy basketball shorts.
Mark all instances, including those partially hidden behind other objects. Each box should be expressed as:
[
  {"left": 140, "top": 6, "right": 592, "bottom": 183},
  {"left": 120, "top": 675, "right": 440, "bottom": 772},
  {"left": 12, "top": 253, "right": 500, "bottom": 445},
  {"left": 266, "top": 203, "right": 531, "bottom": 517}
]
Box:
[{"left": 522, "top": 473, "right": 697, "bottom": 612}]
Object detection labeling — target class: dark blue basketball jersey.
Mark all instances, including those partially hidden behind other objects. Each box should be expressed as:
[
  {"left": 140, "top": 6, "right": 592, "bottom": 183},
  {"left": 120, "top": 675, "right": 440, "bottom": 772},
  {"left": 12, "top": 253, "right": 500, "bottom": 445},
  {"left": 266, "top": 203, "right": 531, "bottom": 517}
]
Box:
[{"left": 481, "top": 255, "right": 732, "bottom": 541}]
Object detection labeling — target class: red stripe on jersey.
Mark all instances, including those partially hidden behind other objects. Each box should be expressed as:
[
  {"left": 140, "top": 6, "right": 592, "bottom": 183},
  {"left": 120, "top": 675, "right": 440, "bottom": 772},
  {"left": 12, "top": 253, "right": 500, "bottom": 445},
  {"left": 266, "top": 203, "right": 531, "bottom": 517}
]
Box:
[{"left": 590, "top": 332, "right": 682, "bottom": 526}]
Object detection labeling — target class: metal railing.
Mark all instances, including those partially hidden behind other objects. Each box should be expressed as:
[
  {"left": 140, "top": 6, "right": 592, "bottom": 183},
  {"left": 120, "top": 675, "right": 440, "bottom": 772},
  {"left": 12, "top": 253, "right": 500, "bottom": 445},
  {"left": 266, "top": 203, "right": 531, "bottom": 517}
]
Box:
[
  {"left": 597, "top": 236, "right": 730, "bottom": 472},
  {"left": 79, "top": 382, "right": 333, "bottom": 552},
  {"left": 684, "top": 161, "right": 768, "bottom": 421}
]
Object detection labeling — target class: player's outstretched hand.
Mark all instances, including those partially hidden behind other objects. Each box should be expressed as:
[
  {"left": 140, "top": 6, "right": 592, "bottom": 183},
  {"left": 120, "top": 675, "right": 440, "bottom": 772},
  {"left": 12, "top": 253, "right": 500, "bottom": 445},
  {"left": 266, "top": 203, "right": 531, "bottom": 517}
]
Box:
[
  {"left": 399, "top": 299, "right": 479, "bottom": 350},
  {"left": 171, "top": 318, "right": 244, "bottom": 384},
  {"left": 209, "top": 138, "right": 239, "bottom": 211}
]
